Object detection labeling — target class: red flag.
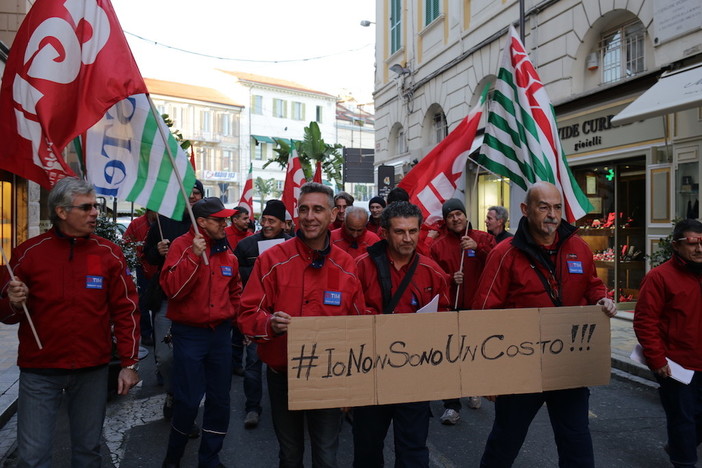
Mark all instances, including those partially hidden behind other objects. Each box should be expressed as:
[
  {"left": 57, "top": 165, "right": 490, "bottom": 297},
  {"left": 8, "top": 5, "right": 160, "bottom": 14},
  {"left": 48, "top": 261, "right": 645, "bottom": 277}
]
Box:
[
  {"left": 398, "top": 88, "right": 487, "bottom": 229},
  {"left": 313, "top": 161, "right": 323, "bottom": 183},
  {"left": 0, "top": 0, "right": 147, "bottom": 188},
  {"left": 190, "top": 146, "right": 197, "bottom": 172},
  {"left": 282, "top": 148, "right": 306, "bottom": 225},
  {"left": 238, "top": 163, "right": 254, "bottom": 215}
]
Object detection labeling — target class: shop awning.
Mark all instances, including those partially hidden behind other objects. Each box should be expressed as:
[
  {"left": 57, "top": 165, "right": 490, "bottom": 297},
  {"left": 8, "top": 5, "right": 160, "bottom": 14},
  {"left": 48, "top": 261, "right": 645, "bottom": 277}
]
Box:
[
  {"left": 611, "top": 64, "right": 702, "bottom": 126},
  {"left": 251, "top": 135, "right": 275, "bottom": 144}
]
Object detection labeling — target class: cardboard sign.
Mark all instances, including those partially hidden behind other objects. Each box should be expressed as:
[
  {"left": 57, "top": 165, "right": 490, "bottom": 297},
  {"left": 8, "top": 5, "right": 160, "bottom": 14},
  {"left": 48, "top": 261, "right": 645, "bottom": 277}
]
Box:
[{"left": 287, "top": 306, "right": 610, "bottom": 410}]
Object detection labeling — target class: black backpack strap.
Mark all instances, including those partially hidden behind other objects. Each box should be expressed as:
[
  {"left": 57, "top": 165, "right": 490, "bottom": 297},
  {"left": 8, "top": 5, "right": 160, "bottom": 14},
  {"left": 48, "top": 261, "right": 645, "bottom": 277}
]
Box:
[
  {"left": 383, "top": 254, "right": 420, "bottom": 314},
  {"left": 529, "top": 263, "right": 562, "bottom": 307},
  {"left": 369, "top": 242, "right": 393, "bottom": 311}
]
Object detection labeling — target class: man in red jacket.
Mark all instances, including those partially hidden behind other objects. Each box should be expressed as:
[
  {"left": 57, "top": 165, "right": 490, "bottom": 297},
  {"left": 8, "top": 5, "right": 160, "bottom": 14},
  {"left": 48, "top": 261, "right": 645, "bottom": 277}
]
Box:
[
  {"left": 238, "top": 182, "right": 366, "bottom": 468},
  {"left": 353, "top": 201, "right": 451, "bottom": 468},
  {"left": 430, "top": 198, "right": 495, "bottom": 423},
  {"left": 635, "top": 219, "right": 702, "bottom": 468},
  {"left": 1, "top": 177, "right": 140, "bottom": 467},
  {"left": 473, "top": 181, "right": 616, "bottom": 468},
  {"left": 331, "top": 206, "right": 381, "bottom": 259},
  {"left": 160, "top": 197, "right": 242, "bottom": 468},
  {"left": 224, "top": 205, "right": 252, "bottom": 251}
]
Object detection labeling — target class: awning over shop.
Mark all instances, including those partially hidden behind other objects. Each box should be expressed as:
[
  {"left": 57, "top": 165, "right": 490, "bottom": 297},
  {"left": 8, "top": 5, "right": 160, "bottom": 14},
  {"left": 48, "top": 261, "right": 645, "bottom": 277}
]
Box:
[
  {"left": 611, "top": 64, "right": 702, "bottom": 125},
  {"left": 251, "top": 135, "right": 275, "bottom": 144}
]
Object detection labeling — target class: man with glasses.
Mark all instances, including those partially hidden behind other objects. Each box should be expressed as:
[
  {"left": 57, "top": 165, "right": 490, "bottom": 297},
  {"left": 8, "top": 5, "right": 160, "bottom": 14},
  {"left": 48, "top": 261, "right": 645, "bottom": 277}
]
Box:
[
  {"left": 635, "top": 219, "right": 702, "bottom": 468},
  {"left": 473, "top": 181, "right": 617, "bottom": 468},
  {"left": 1, "top": 177, "right": 140, "bottom": 467},
  {"left": 160, "top": 197, "right": 242, "bottom": 468}
]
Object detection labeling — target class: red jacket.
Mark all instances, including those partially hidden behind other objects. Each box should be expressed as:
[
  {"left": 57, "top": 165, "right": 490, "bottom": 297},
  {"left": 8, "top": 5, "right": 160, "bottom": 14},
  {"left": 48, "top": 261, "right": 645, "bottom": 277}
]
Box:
[
  {"left": 237, "top": 235, "right": 367, "bottom": 371},
  {"left": 430, "top": 227, "right": 495, "bottom": 309},
  {"left": 472, "top": 218, "right": 606, "bottom": 310},
  {"left": 367, "top": 218, "right": 382, "bottom": 235},
  {"left": 0, "top": 228, "right": 140, "bottom": 369},
  {"left": 225, "top": 225, "right": 252, "bottom": 251},
  {"left": 160, "top": 228, "right": 242, "bottom": 327},
  {"left": 356, "top": 241, "right": 451, "bottom": 314},
  {"left": 634, "top": 255, "right": 702, "bottom": 371},
  {"left": 330, "top": 227, "right": 380, "bottom": 259},
  {"left": 123, "top": 214, "right": 158, "bottom": 279}
]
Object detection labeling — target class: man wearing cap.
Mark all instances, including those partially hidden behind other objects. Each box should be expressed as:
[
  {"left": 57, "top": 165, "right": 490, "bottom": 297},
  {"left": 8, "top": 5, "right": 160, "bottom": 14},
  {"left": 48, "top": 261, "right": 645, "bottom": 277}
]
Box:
[
  {"left": 330, "top": 191, "right": 354, "bottom": 230},
  {"left": 160, "top": 197, "right": 242, "bottom": 468},
  {"left": 353, "top": 201, "right": 451, "bottom": 468},
  {"left": 430, "top": 198, "right": 495, "bottom": 423},
  {"left": 143, "top": 180, "right": 204, "bottom": 427},
  {"left": 238, "top": 182, "right": 367, "bottom": 468},
  {"left": 367, "top": 196, "right": 386, "bottom": 235},
  {"left": 331, "top": 206, "right": 381, "bottom": 259},
  {"left": 224, "top": 206, "right": 252, "bottom": 251},
  {"left": 232, "top": 199, "right": 291, "bottom": 429}
]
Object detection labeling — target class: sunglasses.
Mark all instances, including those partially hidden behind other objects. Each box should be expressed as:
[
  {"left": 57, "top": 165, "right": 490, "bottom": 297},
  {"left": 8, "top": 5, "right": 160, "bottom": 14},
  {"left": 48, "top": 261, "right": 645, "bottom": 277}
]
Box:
[
  {"left": 676, "top": 237, "right": 702, "bottom": 245},
  {"left": 69, "top": 203, "right": 100, "bottom": 211}
]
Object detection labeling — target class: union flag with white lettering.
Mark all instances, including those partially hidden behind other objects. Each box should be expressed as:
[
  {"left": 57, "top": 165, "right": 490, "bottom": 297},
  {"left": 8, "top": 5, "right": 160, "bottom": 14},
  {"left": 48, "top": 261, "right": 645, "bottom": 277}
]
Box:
[
  {"left": 0, "top": 0, "right": 146, "bottom": 188},
  {"left": 398, "top": 85, "right": 488, "bottom": 229}
]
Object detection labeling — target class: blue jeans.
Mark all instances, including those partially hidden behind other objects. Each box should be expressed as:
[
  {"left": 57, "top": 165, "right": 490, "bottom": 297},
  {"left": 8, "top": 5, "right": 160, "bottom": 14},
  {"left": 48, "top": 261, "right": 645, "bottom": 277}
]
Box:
[
  {"left": 267, "top": 367, "right": 342, "bottom": 468},
  {"left": 17, "top": 366, "right": 108, "bottom": 468},
  {"left": 232, "top": 326, "right": 263, "bottom": 414},
  {"left": 166, "top": 321, "right": 232, "bottom": 468},
  {"left": 480, "top": 387, "right": 593, "bottom": 468},
  {"left": 352, "top": 401, "right": 431, "bottom": 468},
  {"left": 657, "top": 371, "right": 702, "bottom": 468},
  {"left": 153, "top": 300, "right": 173, "bottom": 392}
]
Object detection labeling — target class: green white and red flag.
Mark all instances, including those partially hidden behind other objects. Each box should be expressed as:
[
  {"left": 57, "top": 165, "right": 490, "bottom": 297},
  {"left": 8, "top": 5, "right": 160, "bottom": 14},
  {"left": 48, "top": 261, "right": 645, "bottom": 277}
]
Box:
[
  {"left": 398, "top": 85, "right": 488, "bottom": 229},
  {"left": 475, "top": 26, "right": 591, "bottom": 222}
]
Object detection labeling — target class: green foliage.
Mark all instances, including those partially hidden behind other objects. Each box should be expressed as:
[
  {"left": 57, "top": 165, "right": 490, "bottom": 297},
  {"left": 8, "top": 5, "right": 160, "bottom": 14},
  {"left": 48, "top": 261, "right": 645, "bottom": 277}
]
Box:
[
  {"left": 161, "top": 114, "right": 191, "bottom": 151},
  {"left": 95, "top": 215, "right": 140, "bottom": 273},
  {"left": 264, "top": 121, "right": 344, "bottom": 189},
  {"left": 646, "top": 218, "right": 680, "bottom": 268},
  {"left": 254, "top": 177, "right": 280, "bottom": 213}
]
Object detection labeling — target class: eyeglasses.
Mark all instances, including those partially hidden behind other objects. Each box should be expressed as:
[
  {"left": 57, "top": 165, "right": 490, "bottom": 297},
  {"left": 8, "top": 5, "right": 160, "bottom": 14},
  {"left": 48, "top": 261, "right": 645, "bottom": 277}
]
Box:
[
  {"left": 68, "top": 203, "right": 100, "bottom": 211},
  {"left": 206, "top": 217, "right": 227, "bottom": 223},
  {"left": 676, "top": 237, "right": 702, "bottom": 245}
]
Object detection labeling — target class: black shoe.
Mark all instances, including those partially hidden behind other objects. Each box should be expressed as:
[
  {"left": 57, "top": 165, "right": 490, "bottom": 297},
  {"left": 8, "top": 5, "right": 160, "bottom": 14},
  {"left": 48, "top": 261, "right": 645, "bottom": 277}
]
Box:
[
  {"left": 188, "top": 423, "right": 201, "bottom": 439},
  {"left": 163, "top": 393, "right": 174, "bottom": 420},
  {"left": 141, "top": 335, "right": 154, "bottom": 347},
  {"left": 162, "top": 459, "right": 180, "bottom": 468},
  {"left": 232, "top": 366, "right": 245, "bottom": 376}
]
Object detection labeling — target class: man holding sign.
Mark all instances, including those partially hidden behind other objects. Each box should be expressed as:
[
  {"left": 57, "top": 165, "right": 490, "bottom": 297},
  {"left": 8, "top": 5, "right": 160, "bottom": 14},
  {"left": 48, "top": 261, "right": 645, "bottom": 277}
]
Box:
[
  {"left": 238, "top": 182, "right": 366, "bottom": 468},
  {"left": 473, "top": 181, "right": 616, "bottom": 468},
  {"left": 353, "top": 201, "right": 451, "bottom": 468}
]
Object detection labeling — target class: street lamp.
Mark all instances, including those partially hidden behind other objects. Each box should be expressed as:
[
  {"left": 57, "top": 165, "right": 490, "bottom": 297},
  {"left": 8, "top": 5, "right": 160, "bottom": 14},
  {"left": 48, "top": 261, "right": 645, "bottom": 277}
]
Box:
[
  {"left": 360, "top": 20, "right": 375, "bottom": 27},
  {"left": 390, "top": 64, "right": 411, "bottom": 76}
]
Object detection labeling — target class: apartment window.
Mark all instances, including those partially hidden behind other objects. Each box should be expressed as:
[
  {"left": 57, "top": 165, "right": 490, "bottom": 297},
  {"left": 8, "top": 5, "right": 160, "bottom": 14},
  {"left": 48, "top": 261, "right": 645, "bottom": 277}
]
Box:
[
  {"left": 217, "top": 150, "right": 234, "bottom": 172},
  {"left": 396, "top": 128, "right": 406, "bottom": 154},
  {"left": 600, "top": 21, "right": 646, "bottom": 84},
  {"left": 315, "top": 105, "right": 323, "bottom": 123},
  {"left": 276, "top": 180, "right": 284, "bottom": 191},
  {"left": 433, "top": 112, "right": 447, "bottom": 144},
  {"left": 425, "top": 0, "right": 439, "bottom": 25},
  {"left": 253, "top": 141, "right": 263, "bottom": 160},
  {"left": 292, "top": 102, "right": 305, "bottom": 121},
  {"left": 273, "top": 99, "right": 287, "bottom": 118},
  {"left": 220, "top": 114, "right": 232, "bottom": 136},
  {"left": 201, "top": 110, "right": 212, "bottom": 133},
  {"left": 251, "top": 95, "right": 263, "bottom": 115},
  {"left": 390, "top": 0, "right": 402, "bottom": 54}
]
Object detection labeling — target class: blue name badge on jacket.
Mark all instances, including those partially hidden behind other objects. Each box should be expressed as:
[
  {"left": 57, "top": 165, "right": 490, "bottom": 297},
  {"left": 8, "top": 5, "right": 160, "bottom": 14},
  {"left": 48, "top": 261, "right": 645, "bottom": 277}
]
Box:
[
  {"left": 86, "top": 276, "right": 103, "bottom": 289},
  {"left": 567, "top": 261, "right": 584, "bottom": 274},
  {"left": 465, "top": 249, "right": 476, "bottom": 257},
  {"left": 220, "top": 266, "right": 233, "bottom": 276},
  {"left": 323, "top": 291, "right": 342, "bottom": 306}
]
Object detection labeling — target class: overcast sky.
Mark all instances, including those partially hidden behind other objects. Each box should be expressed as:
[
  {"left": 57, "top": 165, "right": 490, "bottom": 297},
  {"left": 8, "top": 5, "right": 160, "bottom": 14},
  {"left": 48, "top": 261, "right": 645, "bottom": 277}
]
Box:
[{"left": 112, "top": 0, "right": 377, "bottom": 103}]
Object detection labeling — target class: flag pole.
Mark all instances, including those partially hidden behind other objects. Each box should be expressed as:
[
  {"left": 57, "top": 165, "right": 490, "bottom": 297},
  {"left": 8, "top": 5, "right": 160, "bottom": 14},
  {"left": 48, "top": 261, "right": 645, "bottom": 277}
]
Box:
[
  {"left": 453, "top": 167, "right": 481, "bottom": 310},
  {"left": 0, "top": 247, "right": 42, "bottom": 349},
  {"left": 146, "top": 95, "right": 208, "bottom": 265}
]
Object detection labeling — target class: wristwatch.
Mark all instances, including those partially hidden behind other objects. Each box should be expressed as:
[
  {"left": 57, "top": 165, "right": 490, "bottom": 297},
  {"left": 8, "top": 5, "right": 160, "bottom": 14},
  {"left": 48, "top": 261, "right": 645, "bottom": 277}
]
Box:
[{"left": 124, "top": 363, "right": 139, "bottom": 372}]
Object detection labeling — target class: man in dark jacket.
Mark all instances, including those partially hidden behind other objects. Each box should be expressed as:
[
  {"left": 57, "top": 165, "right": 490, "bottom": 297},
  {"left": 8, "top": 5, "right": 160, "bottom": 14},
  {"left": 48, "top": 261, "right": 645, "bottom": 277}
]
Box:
[
  {"left": 473, "top": 181, "right": 616, "bottom": 468},
  {"left": 634, "top": 219, "right": 702, "bottom": 468},
  {"left": 1, "top": 177, "right": 140, "bottom": 467},
  {"left": 485, "top": 205, "right": 513, "bottom": 243},
  {"left": 232, "top": 199, "right": 291, "bottom": 429},
  {"left": 160, "top": 197, "right": 242, "bottom": 468}
]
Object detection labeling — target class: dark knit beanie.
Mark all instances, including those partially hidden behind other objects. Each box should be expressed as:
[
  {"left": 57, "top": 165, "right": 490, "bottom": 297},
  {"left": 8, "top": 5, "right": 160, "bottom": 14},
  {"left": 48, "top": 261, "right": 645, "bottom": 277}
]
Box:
[
  {"left": 442, "top": 198, "right": 466, "bottom": 219},
  {"left": 262, "top": 199, "right": 286, "bottom": 222},
  {"left": 369, "top": 196, "right": 386, "bottom": 208}
]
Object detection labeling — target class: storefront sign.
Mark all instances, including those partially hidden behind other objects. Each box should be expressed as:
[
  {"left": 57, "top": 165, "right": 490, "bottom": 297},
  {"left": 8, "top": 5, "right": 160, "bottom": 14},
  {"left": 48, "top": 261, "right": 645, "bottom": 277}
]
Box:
[
  {"left": 558, "top": 102, "right": 665, "bottom": 157},
  {"left": 287, "top": 306, "right": 611, "bottom": 410},
  {"left": 203, "top": 170, "right": 238, "bottom": 181}
]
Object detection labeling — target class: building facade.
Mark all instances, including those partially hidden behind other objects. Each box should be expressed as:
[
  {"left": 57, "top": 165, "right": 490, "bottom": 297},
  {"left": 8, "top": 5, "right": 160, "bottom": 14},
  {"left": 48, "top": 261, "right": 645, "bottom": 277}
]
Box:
[{"left": 371, "top": 0, "right": 702, "bottom": 301}]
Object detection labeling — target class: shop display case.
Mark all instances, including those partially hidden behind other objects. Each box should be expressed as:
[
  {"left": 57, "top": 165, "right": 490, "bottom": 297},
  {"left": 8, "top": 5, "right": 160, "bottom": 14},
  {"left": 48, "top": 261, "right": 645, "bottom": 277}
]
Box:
[{"left": 677, "top": 161, "right": 699, "bottom": 220}]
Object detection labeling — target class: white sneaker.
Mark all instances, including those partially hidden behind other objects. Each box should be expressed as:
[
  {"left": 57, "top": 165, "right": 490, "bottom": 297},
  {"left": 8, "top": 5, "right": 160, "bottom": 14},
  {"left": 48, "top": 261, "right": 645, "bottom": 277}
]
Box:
[
  {"left": 440, "top": 408, "right": 460, "bottom": 425},
  {"left": 467, "top": 396, "right": 482, "bottom": 409}
]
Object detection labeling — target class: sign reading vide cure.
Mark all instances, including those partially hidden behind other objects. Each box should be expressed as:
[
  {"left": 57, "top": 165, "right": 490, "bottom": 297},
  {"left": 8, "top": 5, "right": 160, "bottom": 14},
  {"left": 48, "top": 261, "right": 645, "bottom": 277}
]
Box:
[{"left": 287, "top": 306, "right": 611, "bottom": 410}]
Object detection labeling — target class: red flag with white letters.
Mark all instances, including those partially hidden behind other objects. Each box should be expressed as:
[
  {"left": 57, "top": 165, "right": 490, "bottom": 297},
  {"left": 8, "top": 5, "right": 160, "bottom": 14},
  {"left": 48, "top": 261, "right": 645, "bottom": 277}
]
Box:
[
  {"left": 0, "top": 0, "right": 147, "bottom": 188},
  {"left": 238, "top": 162, "right": 254, "bottom": 215},
  {"left": 398, "top": 86, "right": 487, "bottom": 229},
  {"left": 282, "top": 148, "right": 306, "bottom": 225}
]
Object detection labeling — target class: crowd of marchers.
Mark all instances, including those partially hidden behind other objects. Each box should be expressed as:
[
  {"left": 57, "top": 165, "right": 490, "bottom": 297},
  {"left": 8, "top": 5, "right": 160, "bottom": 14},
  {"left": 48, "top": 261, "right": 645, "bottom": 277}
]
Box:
[{"left": 1, "top": 177, "right": 700, "bottom": 468}]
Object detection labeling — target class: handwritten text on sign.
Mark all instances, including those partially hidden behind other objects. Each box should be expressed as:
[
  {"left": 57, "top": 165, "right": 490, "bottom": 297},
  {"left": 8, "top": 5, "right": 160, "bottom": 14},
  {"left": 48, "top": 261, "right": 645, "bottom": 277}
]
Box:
[{"left": 287, "top": 306, "right": 611, "bottom": 410}]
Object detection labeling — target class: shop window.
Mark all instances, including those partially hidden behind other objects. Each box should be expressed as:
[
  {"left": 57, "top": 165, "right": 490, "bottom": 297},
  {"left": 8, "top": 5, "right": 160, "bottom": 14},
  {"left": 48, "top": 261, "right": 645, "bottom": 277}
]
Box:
[
  {"left": 600, "top": 21, "right": 646, "bottom": 84},
  {"left": 0, "top": 179, "right": 12, "bottom": 263},
  {"left": 677, "top": 161, "right": 699, "bottom": 220},
  {"left": 476, "top": 173, "right": 510, "bottom": 232}
]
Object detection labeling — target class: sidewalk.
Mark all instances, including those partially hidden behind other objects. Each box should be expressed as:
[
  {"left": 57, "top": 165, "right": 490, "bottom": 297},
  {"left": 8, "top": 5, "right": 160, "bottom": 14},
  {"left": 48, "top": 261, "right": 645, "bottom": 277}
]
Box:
[{"left": 0, "top": 312, "right": 653, "bottom": 464}]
